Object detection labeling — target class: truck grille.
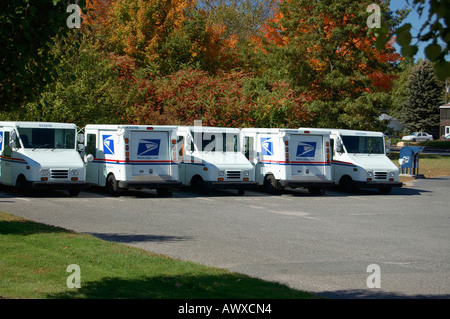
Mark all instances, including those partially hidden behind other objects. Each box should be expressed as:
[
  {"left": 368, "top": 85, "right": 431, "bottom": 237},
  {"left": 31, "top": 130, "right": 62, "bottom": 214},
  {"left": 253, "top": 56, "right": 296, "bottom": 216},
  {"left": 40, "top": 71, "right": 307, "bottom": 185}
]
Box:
[
  {"left": 226, "top": 170, "right": 241, "bottom": 180},
  {"left": 51, "top": 169, "right": 69, "bottom": 179},
  {"left": 374, "top": 172, "right": 387, "bottom": 180}
]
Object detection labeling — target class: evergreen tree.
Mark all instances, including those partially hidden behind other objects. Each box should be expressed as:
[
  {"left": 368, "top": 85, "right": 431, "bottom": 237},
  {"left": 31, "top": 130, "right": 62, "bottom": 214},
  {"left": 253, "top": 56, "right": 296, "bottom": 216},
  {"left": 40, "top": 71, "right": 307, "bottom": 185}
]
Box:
[{"left": 401, "top": 60, "right": 445, "bottom": 138}]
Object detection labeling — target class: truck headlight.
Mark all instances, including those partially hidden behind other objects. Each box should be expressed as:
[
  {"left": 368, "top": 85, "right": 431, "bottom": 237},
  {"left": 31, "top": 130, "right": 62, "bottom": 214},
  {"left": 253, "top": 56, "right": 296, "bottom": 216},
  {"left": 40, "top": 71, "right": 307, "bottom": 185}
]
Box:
[
  {"left": 367, "top": 172, "right": 373, "bottom": 178},
  {"left": 71, "top": 169, "right": 79, "bottom": 176},
  {"left": 242, "top": 171, "right": 249, "bottom": 177},
  {"left": 388, "top": 171, "right": 395, "bottom": 178},
  {"left": 40, "top": 169, "right": 49, "bottom": 176},
  {"left": 218, "top": 171, "right": 224, "bottom": 177}
]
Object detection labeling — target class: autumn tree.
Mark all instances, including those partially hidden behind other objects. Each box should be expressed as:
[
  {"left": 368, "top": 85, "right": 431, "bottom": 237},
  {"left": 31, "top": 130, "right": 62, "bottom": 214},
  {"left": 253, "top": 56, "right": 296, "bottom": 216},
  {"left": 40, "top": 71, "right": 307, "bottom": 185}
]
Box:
[
  {"left": 197, "top": 0, "right": 276, "bottom": 40},
  {"left": 257, "top": 0, "right": 404, "bottom": 130}
]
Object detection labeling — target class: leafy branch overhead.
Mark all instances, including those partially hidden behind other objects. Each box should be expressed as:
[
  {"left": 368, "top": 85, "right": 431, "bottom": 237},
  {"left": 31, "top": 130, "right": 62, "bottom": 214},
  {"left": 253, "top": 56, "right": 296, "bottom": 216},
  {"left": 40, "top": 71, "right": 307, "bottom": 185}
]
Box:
[{"left": 378, "top": 0, "right": 449, "bottom": 80}]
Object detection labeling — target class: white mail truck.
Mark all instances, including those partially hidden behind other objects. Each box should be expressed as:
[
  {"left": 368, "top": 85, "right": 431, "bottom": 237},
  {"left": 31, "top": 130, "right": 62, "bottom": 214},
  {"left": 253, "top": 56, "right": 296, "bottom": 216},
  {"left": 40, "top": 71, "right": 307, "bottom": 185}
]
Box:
[
  {"left": 241, "top": 128, "right": 334, "bottom": 194},
  {"left": 176, "top": 126, "right": 258, "bottom": 194},
  {"left": 83, "top": 124, "right": 181, "bottom": 196},
  {"left": 0, "top": 121, "right": 88, "bottom": 196},
  {"left": 329, "top": 129, "right": 402, "bottom": 194}
]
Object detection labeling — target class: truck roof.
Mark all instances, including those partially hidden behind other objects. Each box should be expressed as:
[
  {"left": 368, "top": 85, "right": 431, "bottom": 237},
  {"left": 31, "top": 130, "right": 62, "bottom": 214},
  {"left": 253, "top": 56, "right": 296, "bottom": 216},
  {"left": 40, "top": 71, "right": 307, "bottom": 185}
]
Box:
[
  {"left": 84, "top": 124, "right": 178, "bottom": 131},
  {"left": 327, "top": 129, "right": 384, "bottom": 137},
  {"left": 242, "top": 127, "right": 331, "bottom": 135},
  {"left": 176, "top": 126, "right": 241, "bottom": 133},
  {"left": 0, "top": 121, "right": 77, "bottom": 129}
]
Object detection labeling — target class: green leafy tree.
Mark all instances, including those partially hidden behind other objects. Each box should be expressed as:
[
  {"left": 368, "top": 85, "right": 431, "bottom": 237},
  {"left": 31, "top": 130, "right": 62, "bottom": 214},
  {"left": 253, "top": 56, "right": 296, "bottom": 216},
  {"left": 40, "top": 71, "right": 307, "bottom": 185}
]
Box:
[
  {"left": 0, "top": 0, "right": 86, "bottom": 113},
  {"left": 22, "top": 32, "right": 130, "bottom": 127},
  {"left": 401, "top": 60, "right": 445, "bottom": 138},
  {"left": 390, "top": 57, "right": 415, "bottom": 119}
]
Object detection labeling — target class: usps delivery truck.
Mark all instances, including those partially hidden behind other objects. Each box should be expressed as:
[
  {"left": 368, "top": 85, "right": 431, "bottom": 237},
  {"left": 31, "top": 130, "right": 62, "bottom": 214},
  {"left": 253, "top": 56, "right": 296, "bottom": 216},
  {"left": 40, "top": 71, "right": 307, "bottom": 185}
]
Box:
[
  {"left": 83, "top": 124, "right": 181, "bottom": 196},
  {"left": 241, "top": 128, "right": 334, "bottom": 194},
  {"left": 0, "top": 121, "right": 88, "bottom": 196},
  {"left": 176, "top": 126, "right": 258, "bottom": 195},
  {"left": 329, "top": 129, "right": 402, "bottom": 194}
]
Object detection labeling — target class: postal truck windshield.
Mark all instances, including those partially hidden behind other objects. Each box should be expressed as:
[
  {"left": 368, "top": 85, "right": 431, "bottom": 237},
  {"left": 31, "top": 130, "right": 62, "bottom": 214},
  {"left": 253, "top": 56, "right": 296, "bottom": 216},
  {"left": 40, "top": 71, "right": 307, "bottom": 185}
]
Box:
[
  {"left": 17, "top": 127, "right": 76, "bottom": 149},
  {"left": 341, "top": 135, "right": 384, "bottom": 154}
]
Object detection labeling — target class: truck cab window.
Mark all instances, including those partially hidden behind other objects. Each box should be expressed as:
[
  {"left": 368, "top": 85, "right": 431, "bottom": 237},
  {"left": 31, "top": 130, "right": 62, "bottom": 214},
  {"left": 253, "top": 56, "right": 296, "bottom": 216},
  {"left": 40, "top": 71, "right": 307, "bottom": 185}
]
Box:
[
  {"left": 177, "top": 136, "right": 184, "bottom": 157},
  {"left": 86, "top": 134, "right": 97, "bottom": 156}
]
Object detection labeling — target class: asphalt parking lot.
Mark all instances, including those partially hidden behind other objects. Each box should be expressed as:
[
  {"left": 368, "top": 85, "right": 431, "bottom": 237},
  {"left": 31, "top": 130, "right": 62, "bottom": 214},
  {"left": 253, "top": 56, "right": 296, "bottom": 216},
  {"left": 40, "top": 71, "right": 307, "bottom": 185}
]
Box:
[{"left": 1, "top": 178, "right": 450, "bottom": 299}]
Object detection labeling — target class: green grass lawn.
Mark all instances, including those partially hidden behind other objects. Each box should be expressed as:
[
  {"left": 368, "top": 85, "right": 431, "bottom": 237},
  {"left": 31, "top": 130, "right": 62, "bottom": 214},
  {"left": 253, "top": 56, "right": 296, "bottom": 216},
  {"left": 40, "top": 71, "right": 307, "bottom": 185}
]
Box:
[{"left": 0, "top": 212, "right": 316, "bottom": 299}]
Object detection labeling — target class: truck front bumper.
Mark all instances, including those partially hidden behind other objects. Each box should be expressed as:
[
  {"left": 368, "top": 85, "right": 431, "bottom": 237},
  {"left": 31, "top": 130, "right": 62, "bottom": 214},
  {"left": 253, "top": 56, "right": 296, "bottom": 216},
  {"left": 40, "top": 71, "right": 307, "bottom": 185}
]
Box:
[
  {"left": 118, "top": 180, "right": 182, "bottom": 189},
  {"left": 205, "top": 181, "right": 259, "bottom": 189},
  {"left": 28, "top": 181, "right": 90, "bottom": 190},
  {"left": 353, "top": 181, "right": 403, "bottom": 188}
]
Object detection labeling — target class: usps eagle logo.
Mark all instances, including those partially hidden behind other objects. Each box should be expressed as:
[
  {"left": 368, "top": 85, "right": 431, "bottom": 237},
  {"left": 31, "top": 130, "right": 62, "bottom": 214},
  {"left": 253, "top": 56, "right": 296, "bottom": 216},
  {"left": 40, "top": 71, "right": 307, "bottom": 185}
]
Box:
[
  {"left": 260, "top": 138, "right": 273, "bottom": 156},
  {"left": 137, "top": 139, "right": 160, "bottom": 156},
  {"left": 103, "top": 135, "right": 115, "bottom": 155},
  {"left": 296, "top": 142, "right": 316, "bottom": 158}
]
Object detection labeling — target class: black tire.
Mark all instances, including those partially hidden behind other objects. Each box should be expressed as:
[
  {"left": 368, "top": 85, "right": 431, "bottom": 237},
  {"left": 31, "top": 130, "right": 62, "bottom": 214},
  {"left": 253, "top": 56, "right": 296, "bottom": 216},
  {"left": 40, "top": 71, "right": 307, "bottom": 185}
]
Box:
[
  {"left": 68, "top": 189, "right": 81, "bottom": 197},
  {"left": 156, "top": 188, "right": 173, "bottom": 197},
  {"left": 339, "top": 176, "right": 355, "bottom": 193},
  {"left": 264, "top": 174, "right": 280, "bottom": 194},
  {"left": 106, "top": 174, "right": 121, "bottom": 196},
  {"left": 15, "top": 175, "right": 30, "bottom": 195},
  {"left": 191, "top": 175, "right": 208, "bottom": 194},
  {"left": 379, "top": 187, "right": 392, "bottom": 195},
  {"left": 308, "top": 187, "right": 323, "bottom": 196}
]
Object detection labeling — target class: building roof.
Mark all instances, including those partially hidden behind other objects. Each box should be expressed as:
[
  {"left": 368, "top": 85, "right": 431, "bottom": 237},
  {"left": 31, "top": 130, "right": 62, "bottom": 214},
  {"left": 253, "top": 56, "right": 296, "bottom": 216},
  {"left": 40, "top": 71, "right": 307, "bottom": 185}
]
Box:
[{"left": 440, "top": 103, "right": 450, "bottom": 109}]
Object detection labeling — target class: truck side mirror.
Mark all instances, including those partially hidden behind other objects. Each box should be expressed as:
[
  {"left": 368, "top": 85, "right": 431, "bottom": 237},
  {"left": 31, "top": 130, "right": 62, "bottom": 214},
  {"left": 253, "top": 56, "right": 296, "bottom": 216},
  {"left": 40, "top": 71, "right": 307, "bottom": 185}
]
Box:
[
  {"left": 77, "top": 134, "right": 85, "bottom": 143},
  {"left": 85, "top": 154, "right": 94, "bottom": 162},
  {"left": 9, "top": 130, "right": 17, "bottom": 148},
  {"left": 335, "top": 139, "right": 343, "bottom": 153}
]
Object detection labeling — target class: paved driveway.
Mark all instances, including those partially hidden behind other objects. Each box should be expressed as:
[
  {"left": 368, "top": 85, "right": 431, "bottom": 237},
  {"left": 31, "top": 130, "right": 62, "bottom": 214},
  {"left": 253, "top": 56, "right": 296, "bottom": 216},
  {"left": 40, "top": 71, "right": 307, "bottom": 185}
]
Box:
[{"left": 1, "top": 177, "right": 449, "bottom": 299}]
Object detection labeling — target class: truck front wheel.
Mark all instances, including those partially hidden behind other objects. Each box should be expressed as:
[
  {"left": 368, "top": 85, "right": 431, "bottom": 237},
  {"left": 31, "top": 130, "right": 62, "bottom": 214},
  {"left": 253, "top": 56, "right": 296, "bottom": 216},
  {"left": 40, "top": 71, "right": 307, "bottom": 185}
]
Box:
[
  {"left": 15, "top": 175, "right": 30, "bottom": 194},
  {"left": 379, "top": 187, "right": 392, "bottom": 195},
  {"left": 68, "top": 189, "right": 81, "bottom": 197},
  {"left": 264, "top": 174, "right": 281, "bottom": 194},
  {"left": 339, "top": 176, "right": 355, "bottom": 193},
  {"left": 106, "top": 174, "right": 121, "bottom": 197}
]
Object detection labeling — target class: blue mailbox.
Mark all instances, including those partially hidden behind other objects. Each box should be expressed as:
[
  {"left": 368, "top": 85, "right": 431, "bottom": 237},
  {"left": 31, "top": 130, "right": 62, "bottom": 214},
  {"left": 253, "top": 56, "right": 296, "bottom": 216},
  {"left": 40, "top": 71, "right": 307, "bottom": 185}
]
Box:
[{"left": 399, "top": 146, "right": 425, "bottom": 175}]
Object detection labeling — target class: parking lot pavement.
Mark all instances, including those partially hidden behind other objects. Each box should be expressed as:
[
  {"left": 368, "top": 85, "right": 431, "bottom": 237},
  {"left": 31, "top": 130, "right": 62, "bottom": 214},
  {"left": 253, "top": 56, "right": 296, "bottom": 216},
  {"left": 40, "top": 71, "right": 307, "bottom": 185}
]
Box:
[{"left": 1, "top": 178, "right": 450, "bottom": 298}]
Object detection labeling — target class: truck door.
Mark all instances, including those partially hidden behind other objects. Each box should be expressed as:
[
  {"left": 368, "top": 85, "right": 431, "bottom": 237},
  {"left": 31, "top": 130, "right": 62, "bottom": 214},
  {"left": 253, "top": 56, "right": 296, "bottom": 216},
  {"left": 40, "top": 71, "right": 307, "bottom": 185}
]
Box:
[
  {"left": 0, "top": 130, "right": 14, "bottom": 185},
  {"left": 85, "top": 132, "right": 99, "bottom": 184},
  {"left": 176, "top": 135, "right": 186, "bottom": 183},
  {"left": 130, "top": 130, "right": 171, "bottom": 178},
  {"left": 243, "top": 135, "right": 255, "bottom": 164},
  {"left": 289, "top": 134, "right": 325, "bottom": 178}
]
